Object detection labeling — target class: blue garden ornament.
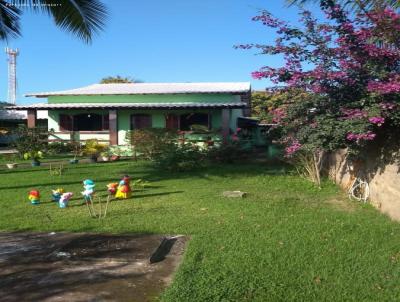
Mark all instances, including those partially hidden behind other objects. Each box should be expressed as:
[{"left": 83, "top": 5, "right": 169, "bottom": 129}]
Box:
[
  {"left": 82, "top": 179, "right": 95, "bottom": 202},
  {"left": 82, "top": 179, "right": 97, "bottom": 217}
]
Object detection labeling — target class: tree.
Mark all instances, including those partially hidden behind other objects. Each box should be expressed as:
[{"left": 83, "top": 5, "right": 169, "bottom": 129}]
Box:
[
  {"left": 0, "top": 0, "right": 107, "bottom": 43},
  {"left": 287, "top": 0, "right": 400, "bottom": 11},
  {"left": 251, "top": 88, "right": 311, "bottom": 123},
  {"left": 100, "top": 75, "right": 143, "bottom": 84},
  {"left": 238, "top": 0, "right": 400, "bottom": 185}
]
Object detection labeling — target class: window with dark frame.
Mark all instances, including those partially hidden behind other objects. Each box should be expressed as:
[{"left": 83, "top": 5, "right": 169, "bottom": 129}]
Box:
[
  {"left": 179, "top": 113, "right": 210, "bottom": 131},
  {"left": 165, "top": 114, "right": 180, "bottom": 129},
  {"left": 130, "top": 114, "right": 152, "bottom": 130},
  {"left": 59, "top": 114, "right": 73, "bottom": 131},
  {"left": 59, "top": 113, "right": 109, "bottom": 131}
]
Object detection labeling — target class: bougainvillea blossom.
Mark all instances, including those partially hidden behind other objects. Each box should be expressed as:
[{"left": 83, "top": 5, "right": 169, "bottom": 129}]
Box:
[{"left": 239, "top": 0, "right": 400, "bottom": 157}]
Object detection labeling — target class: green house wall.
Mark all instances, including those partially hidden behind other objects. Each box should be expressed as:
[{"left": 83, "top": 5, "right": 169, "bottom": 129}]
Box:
[
  {"left": 47, "top": 93, "right": 242, "bottom": 145},
  {"left": 48, "top": 108, "right": 239, "bottom": 145},
  {"left": 48, "top": 94, "right": 241, "bottom": 104}
]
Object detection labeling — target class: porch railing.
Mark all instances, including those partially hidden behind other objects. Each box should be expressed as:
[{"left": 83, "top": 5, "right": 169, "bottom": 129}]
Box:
[{"left": 48, "top": 131, "right": 110, "bottom": 143}]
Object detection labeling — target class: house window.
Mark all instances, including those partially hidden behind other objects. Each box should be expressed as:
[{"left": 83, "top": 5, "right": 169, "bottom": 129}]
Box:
[
  {"left": 131, "top": 114, "right": 152, "bottom": 130},
  {"left": 179, "top": 113, "right": 210, "bottom": 131},
  {"left": 59, "top": 114, "right": 73, "bottom": 131},
  {"left": 165, "top": 114, "right": 179, "bottom": 129},
  {"left": 59, "top": 113, "right": 109, "bottom": 131}
]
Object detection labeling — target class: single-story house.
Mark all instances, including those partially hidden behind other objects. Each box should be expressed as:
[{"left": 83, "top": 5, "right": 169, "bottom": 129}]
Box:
[{"left": 7, "top": 82, "right": 251, "bottom": 145}]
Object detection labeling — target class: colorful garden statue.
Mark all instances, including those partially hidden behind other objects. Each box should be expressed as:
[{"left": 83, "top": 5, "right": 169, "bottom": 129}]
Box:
[
  {"left": 107, "top": 183, "right": 118, "bottom": 196},
  {"left": 51, "top": 188, "right": 64, "bottom": 202},
  {"left": 28, "top": 190, "right": 40, "bottom": 205},
  {"left": 59, "top": 192, "right": 73, "bottom": 208},
  {"left": 82, "top": 179, "right": 97, "bottom": 217},
  {"left": 82, "top": 179, "right": 95, "bottom": 202},
  {"left": 115, "top": 175, "right": 132, "bottom": 199}
]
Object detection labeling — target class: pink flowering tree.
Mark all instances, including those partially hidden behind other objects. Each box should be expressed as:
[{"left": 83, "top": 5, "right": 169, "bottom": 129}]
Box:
[{"left": 238, "top": 0, "right": 400, "bottom": 184}]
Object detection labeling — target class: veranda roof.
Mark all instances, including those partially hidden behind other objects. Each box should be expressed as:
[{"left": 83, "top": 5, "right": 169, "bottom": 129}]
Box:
[
  {"left": 5, "top": 102, "right": 247, "bottom": 110},
  {"left": 25, "top": 82, "right": 251, "bottom": 97}
]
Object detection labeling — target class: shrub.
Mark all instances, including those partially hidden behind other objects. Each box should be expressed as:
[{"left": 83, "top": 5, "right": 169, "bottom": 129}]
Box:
[
  {"left": 126, "top": 128, "right": 178, "bottom": 160},
  {"left": 152, "top": 142, "right": 206, "bottom": 172},
  {"left": 23, "top": 151, "right": 43, "bottom": 162},
  {"left": 82, "top": 139, "right": 106, "bottom": 158},
  {"left": 47, "top": 142, "right": 75, "bottom": 155},
  {"left": 12, "top": 125, "right": 49, "bottom": 157},
  {"left": 207, "top": 142, "right": 249, "bottom": 164}
]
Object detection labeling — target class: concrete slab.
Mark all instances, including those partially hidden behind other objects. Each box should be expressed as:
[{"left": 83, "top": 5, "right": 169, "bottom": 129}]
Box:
[{"left": 0, "top": 232, "right": 187, "bottom": 302}]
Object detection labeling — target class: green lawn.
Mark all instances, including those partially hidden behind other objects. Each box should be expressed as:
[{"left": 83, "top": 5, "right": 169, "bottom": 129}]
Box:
[
  {"left": 0, "top": 153, "right": 79, "bottom": 165},
  {"left": 0, "top": 160, "right": 399, "bottom": 301}
]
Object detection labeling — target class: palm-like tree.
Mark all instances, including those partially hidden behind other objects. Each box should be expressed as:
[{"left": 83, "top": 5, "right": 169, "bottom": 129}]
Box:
[
  {"left": 286, "top": 0, "right": 400, "bottom": 10},
  {"left": 0, "top": 0, "right": 107, "bottom": 43}
]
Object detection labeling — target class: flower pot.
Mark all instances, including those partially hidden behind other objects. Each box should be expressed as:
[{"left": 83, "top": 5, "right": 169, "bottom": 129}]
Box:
[
  {"left": 31, "top": 160, "right": 41, "bottom": 167},
  {"left": 6, "top": 163, "right": 18, "bottom": 169},
  {"left": 102, "top": 156, "right": 110, "bottom": 162},
  {"left": 69, "top": 159, "right": 79, "bottom": 164}
]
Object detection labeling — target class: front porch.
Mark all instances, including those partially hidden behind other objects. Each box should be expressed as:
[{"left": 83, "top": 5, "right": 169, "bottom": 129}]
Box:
[{"left": 22, "top": 104, "right": 244, "bottom": 145}]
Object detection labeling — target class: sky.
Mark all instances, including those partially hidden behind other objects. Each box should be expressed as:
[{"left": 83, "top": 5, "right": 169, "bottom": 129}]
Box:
[{"left": 0, "top": 0, "right": 320, "bottom": 105}]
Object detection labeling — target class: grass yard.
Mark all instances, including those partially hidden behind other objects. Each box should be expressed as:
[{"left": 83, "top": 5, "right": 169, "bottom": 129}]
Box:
[{"left": 0, "top": 160, "right": 399, "bottom": 301}]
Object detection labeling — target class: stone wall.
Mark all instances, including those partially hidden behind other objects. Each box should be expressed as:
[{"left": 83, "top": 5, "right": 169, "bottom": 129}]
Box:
[{"left": 326, "top": 149, "right": 400, "bottom": 220}]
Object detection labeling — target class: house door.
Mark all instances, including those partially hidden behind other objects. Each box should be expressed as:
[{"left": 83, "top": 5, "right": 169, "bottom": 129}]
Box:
[
  {"left": 130, "top": 114, "right": 152, "bottom": 130},
  {"left": 165, "top": 114, "right": 179, "bottom": 129}
]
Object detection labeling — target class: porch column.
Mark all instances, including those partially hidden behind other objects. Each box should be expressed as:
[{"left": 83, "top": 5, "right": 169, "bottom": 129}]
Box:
[
  {"left": 240, "top": 91, "right": 251, "bottom": 117},
  {"left": 109, "top": 110, "right": 118, "bottom": 145},
  {"left": 27, "top": 109, "right": 37, "bottom": 128},
  {"left": 221, "top": 109, "right": 230, "bottom": 143}
]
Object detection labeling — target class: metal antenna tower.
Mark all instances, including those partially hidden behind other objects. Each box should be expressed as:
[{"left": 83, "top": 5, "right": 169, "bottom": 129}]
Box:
[{"left": 5, "top": 47, "right": 19, "bottom": 105}]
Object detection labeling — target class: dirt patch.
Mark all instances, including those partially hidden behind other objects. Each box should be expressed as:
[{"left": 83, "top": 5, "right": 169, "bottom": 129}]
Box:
[
  {"left": 0, "top": 232, "right": 187, "bottom": 302},
  {"left": 326, "top": 197, "right": 358, "bottom": 212}
]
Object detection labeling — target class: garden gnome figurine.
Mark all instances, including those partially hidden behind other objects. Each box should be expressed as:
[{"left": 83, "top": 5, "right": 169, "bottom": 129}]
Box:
[
  {"left": 51, "top": 188, "right": 64, "bottom": 202},
  {"left": 115, "top": 175, "right": 132, "bottom": 199},
  {"left": 82, "top": 179, "right": 95, "bottom": 202},
  {"left": 59, "top": 192, "right": 73, "bottom": 208},
  {"left": 28, "top": 190, "right": 40, "bottom": 205},
  {"left": 107, "top": 183, "right": 118, "bottom": 196}
]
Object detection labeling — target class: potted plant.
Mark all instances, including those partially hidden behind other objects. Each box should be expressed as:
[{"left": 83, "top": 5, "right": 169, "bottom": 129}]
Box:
[
  {"left": 69, "top": 141, "right": 81, "bottom": 164},
  {"left": 109, "top": 147, "right": 121, "bottom": 161},
  {"left": 82, "top": 139, "right": 105, "bottom": 163},
  {"left": 24, "top": 151, "right": 44, "bottom": 166},
  {"left": 5, "top": 153, "right": 18, "bottom": 169},
  {"left": 100, "top": 148, "right": 111, "bottom": 162}
]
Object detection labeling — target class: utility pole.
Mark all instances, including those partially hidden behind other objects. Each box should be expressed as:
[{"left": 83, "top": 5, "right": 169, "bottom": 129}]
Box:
[{"left": 5, "top": 47, "right": 19, "bottom": 105}]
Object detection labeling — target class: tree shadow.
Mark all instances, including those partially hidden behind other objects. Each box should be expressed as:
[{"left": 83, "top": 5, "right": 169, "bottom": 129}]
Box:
[
  {"left": 0, "top": 232, "right": 185, "bottom": 302},
  {"left": 130, "top": 161, "right": 292, "bottom": 183}
]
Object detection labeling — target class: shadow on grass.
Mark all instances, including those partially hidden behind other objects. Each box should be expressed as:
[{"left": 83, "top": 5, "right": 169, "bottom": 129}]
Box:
[
  {"left": 133, "top": 161, "right": 294, "bottom": 183},
  {"left": 0, "top": 177, "right": 119, "bottom": 191},
  {"left": 0, "top": 232, "right": 177, "bottom": 302},
  {"left": 0, "top": 161, "right": 293, "bottom": 192},
  {"left": 63, "top": 191, "right": 182, "bottom": 207}
]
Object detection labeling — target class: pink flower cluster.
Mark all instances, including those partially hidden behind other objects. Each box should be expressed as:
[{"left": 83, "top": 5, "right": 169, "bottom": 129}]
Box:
[
  {"left": 252, "top": 11, "right": 286, "bottom": 29},
  {"left": 346, "top": 131, "right": 376, "bottom": 142},
  {"left": 368, "top": 116, "right": 385, "bottom": 126},
  {"left": 367, "top": 79, "right": 400, "bottom": 94},
  {"left": 285, "top": 140, "right": 302, "bottom": 157},
  {"left": 379, "top": 102, "right": 396, "bottom": 110},
  {"left": 272, "top": 108, "right": 286, "bottom": 124},
  {"left": 340, "top": 108, "right": 367, "bottom": 120}
]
